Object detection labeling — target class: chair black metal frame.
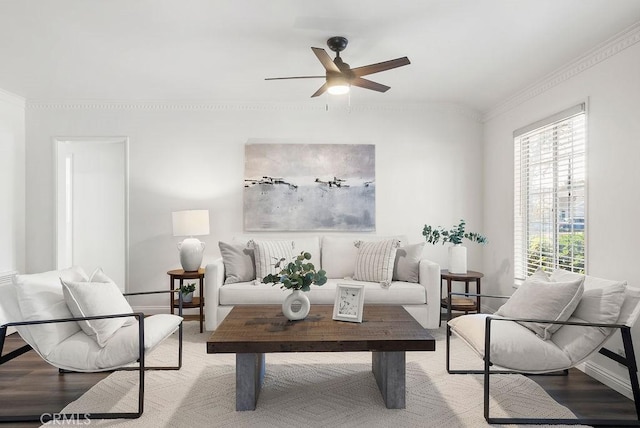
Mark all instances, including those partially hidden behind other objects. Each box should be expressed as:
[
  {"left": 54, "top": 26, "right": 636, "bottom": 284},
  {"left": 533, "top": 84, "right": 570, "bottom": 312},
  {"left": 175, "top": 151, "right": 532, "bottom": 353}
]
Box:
[
  {"left": 0, "top": 289, "right": 183, "bottom": 424},
  {"left": 446, "top": 291, "right": 640, "bottom": 426}
]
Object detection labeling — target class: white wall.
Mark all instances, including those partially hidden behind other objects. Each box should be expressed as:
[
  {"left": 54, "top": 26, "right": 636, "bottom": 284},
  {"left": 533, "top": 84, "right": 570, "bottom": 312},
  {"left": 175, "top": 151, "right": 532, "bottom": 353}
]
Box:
[
  {"left": 0, "top": 88, "right": 25, "bottom": 333},
  {"left": 0, "top": 88, "right": 25, "bottom": 273},
  {"left": 483, "top": 39, "right": 640, "bottom": 396},
  {"left": 25, "top": 102, "right": 483, "bottom": 308}
]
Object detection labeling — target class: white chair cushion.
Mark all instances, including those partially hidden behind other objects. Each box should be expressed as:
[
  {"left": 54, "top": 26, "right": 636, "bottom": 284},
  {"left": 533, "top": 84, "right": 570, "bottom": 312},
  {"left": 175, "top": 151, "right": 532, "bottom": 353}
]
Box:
[
  {"left": 61, "top": 268, "right": 135, "bottom": 347},
  {"left": 448, "top": 314, "right": 572, "bottom": 372},
  {"left": 249, "top": 239, "right": 295, "bottom": 281},
  {"left": 353, "top": 239, "right": 400, "bottom": 287},
  {"left": 0, "top": 280, "right": 22, "bottom": 322},
  {"left": 46, "top": 314, "right": 182, "bottom": 372},
  {"left": 13, "top": 266, "right": 88, "bottom": 357},
  {"left": 551, "top": 315, "right": 610, "bottom": 365},
  {"left": 495, "top": 273, "right": 584, "bottom": 340},
  {"left": 549, "top": 268, "right": 640, "bottom": 326},
  {"left": 548, "top": 269, "right": 627, "bottom": 363}
]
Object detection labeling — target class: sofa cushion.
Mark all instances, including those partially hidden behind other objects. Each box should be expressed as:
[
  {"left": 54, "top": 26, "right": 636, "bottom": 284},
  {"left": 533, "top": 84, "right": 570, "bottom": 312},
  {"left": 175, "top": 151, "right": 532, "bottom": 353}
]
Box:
[
  {"left": 219, "top": 279, "right": 426, "bottom": 306},
  {"left": 62, "top": 268, "right": 135, "bottom": 347},
  {"left": 13, "top": 266, "right": 88, "bottom": 357},
  {"left": 219, "top": 241, "right": 256, "bottom": 284},
  {"left": 46, "top": 314, "right": 182, "bottom": 372},
  {"left": 393, "top": 242, "right": 425, "bottom": 283},
  {"left": 495, "top": 273, "right": 584, "bottom": 340},
  {"left": 448, "top": 314, "right": 572, "bottom": 372},
  {"left": 353, "top": 239, "right": 400, "bottom": 287},
  {"left": 234, "top": 236, "right": 321, "bottom": 268},
  {"left": 321, "top": 236, "right": 360, "bottom": 279},
  {"left": 249, "top": 239, "right": 295, "bottom": 281},
  {"left": 321, "top": 235, "right": 407, "bottom": 279}
]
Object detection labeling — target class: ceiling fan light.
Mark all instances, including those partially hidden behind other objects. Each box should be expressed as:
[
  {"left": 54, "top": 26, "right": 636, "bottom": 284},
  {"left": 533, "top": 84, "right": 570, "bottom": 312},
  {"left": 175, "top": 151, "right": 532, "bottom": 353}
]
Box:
[{"left": 327, "top": 84, "right": 350, "bottom": 95}]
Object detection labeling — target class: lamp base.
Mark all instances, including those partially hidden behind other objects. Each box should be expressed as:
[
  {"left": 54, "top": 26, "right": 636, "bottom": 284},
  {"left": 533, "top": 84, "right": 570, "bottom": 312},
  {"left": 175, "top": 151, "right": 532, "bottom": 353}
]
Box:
[{"left": 178, "top": 237, "right": 205, "bottom": 272}]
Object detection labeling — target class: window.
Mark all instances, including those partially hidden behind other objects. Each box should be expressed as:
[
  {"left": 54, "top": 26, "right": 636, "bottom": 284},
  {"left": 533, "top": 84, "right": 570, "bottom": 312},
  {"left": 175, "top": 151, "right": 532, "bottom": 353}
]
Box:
[{"left": 514, "top": 103, "right": 586, "bottom": 280}]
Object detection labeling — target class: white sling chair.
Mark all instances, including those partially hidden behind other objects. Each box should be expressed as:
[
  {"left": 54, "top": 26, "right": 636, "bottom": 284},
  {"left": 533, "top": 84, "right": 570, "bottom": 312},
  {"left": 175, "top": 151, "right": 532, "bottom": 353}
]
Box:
[
  {"left": 446, "top": 268, "right": 640, "bottom": 426},
  {"left": 0, "top": 267, "right": 184, "bottom": 423}
]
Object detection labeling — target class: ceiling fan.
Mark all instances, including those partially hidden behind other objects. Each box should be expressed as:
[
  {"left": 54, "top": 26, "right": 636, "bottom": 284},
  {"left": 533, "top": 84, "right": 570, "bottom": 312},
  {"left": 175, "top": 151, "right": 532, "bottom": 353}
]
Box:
[{"left": 265, "top": 36, "right": 410, "bottom": 97}]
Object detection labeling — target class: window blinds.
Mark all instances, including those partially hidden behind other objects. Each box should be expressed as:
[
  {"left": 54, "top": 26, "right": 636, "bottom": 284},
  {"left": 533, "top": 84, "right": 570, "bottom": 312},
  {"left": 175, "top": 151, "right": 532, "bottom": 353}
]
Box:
[{"left": 514, "top": 103, "right": 586, "bottom": 280}]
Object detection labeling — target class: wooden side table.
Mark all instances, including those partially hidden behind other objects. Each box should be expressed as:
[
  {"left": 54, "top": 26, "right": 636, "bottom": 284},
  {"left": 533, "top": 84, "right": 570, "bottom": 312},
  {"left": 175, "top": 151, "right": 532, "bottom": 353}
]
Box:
[
  {"left": 168, "top": 268, "right": 205, "bottom": 333},
  {"left": 440, "top": 269, "right": 484, "bottom": 325}
]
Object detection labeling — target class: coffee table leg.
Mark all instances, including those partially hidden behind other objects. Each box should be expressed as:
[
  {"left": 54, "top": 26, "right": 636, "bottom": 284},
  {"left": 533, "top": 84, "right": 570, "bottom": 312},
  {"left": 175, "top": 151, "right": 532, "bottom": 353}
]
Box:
[
  {"left": 372, "top": 351, "right": 406, "bottom": 409},
  {"left": 236, "top": 353, "right": 265, "bottom": 411}
]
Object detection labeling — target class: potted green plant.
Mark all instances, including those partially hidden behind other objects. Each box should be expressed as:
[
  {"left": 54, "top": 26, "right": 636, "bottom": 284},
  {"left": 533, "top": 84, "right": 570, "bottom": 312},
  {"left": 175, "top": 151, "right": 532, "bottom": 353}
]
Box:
[
  {"left": 179, "top": 282, "right": 196, "bottom": 303},
  {"left": 263, "top": 251, "right": 327, "bottom": 321},
  {"left": 422, "top": 219, "right": 487, "bottom": 274}
]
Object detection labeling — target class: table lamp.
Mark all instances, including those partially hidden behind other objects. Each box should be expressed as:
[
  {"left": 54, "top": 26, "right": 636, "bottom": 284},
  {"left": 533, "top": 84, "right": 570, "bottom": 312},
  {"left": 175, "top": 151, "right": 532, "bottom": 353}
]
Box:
[{"left": 172, "top": 209, "right": 210, "bottom": 272}]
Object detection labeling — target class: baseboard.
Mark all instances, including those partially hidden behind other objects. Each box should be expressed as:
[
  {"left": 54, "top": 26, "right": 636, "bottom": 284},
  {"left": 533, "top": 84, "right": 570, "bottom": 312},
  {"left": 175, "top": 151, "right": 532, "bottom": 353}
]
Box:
[{"left": 577, "top": 361, "right": 633, "bottom": 399}]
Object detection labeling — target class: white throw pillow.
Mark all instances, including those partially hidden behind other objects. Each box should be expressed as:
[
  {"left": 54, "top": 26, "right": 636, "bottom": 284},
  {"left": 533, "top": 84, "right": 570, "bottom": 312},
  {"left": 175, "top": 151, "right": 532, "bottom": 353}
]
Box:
[
  {"left": 321, "top": 236, "right": 361, "bottom": 279},
  {"left": 249, "top": 239, "right": 295, "bottom": 281},
  {"left": 14, "top": 266, "right": 88, "bottom": 357},
  {"left": 496, "top": 272, "right": 584, "bottom": 340},
  {"left": 393, "top": 242, "right": 425, "bottom": 283},
  {"left": 62, "top": 268, "right": 135, "bottom": 347},
  {"left": 219, "top": 241, "right": 256, "bottom": 284},
  {"left": 353, "top": 239, "right": 400, "bottom": 287}
]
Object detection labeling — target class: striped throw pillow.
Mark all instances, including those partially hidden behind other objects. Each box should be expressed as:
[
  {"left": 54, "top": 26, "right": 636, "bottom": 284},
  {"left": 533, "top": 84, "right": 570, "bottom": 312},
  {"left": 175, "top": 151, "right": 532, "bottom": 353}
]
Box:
[
  {"left": 353, "top": 239, "right": 400, "bottom": 287},
  {"left": 249, "top": 240, "right": 295, "bottom": 281}
]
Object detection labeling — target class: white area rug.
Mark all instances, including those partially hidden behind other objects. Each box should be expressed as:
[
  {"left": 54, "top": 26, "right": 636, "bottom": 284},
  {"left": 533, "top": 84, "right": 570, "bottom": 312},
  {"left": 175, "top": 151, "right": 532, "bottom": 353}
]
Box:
[{"left": 42, "top": 322, "right": 587, "bottom": 427}]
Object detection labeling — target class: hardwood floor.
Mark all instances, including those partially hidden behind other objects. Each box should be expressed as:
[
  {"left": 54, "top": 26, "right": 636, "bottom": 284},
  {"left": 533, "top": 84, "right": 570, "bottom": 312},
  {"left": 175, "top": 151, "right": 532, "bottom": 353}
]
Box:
[
  {"left": 1, "top": 324, "right": 638, "bottom": 427},
  {"left": 0, "top": 333, "right": 109, "bottom": 427}
]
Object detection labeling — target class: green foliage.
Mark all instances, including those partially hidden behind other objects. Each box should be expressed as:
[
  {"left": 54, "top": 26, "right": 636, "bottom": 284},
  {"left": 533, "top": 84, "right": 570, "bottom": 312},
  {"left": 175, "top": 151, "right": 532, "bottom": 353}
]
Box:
[
  {"left": 422, "top": 219, "right": 488, "bottom": 245},
  {"left": 179, "top": 282, "right": 196, "bottom": 295},
  {"left": 262, "top": 251, "right": 327, "bottom": 292},
  {"left": 526, "top": 233, "right": 584, "bottom": 274}
]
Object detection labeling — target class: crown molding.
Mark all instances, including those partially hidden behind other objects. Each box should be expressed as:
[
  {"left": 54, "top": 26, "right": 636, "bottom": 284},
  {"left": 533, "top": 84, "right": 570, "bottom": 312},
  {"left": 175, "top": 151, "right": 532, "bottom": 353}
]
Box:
[
  {"left": 0, "top": 88, "right": 26, "bottom": 108},
  {"left": 483, "top": 20, "right": 640, "bottom": 122},
  {"left": 26, "top": 100, "right": 483, "bottom": 122}
]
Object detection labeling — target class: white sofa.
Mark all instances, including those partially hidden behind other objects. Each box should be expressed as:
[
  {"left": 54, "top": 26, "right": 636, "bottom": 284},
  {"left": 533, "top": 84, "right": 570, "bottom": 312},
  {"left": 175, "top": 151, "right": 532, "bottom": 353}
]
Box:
[{"left": 204, "top": 235, "right": 441, "bottom": 331}]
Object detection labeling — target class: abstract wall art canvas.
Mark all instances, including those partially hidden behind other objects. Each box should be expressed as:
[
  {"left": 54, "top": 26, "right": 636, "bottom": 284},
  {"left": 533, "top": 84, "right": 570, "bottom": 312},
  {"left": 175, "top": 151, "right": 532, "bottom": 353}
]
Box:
[{"left": 244, "top": 143, "right": 375, "bottom": 231}]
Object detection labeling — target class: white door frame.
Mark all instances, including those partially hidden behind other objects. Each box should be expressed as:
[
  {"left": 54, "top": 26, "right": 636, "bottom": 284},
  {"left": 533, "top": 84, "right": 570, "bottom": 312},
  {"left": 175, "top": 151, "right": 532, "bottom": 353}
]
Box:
[{"left": 53, "top": 136, "right": 129, "bottom": 291}]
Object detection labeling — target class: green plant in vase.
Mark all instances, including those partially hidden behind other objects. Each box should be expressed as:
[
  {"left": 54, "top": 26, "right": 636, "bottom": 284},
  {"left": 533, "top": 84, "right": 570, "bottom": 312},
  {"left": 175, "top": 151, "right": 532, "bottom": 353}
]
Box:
[
  {"left": 263, "top": 251, "right": 327, "bottom": 321},
  {"left": 422, "top": 219, "right": 487, "bottom": 274},
  {"left": 263, "top": 251, "right": 327, "bottom": 291},
  {"left": 179, "top": 282, "right": 196, "bottom": 303}
]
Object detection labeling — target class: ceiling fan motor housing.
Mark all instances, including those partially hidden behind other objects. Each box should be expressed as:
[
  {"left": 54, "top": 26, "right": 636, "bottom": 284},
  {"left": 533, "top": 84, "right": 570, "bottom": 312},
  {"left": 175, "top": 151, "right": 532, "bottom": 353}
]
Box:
[{"left": 327, "top": 36, "right": 348, "bottom": 53}]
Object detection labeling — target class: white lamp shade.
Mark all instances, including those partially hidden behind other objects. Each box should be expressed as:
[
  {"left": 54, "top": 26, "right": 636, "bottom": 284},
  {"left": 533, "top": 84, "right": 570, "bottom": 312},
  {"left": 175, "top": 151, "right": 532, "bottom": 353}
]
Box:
[{"left": 172, "top": 210, "right": 210, "bottom": 237}]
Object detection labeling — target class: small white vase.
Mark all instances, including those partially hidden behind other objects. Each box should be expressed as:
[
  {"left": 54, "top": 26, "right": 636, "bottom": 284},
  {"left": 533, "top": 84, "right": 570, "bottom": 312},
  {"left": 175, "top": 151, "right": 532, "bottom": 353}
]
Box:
[
  {"left": 182, "top": 292, "right": 193, "bottom": 303},
  {"left": 282, "top": 290, "right": 311, "bottom": 321},
  {"left": 448, "top": 244, "right": 467, "bottom": 274}
]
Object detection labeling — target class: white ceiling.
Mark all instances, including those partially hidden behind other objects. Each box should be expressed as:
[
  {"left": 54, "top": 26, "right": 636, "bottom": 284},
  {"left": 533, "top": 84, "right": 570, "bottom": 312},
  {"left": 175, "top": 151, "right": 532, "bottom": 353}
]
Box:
[{"left": 1, "top": 0, "right": 639, "bottom": 113}]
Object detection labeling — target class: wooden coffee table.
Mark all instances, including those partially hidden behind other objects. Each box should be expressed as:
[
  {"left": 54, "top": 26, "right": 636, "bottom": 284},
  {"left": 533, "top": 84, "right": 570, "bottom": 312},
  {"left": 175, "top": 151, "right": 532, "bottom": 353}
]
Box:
[{"left": 207, "top": 304, "right": 435, "bottom": 411}]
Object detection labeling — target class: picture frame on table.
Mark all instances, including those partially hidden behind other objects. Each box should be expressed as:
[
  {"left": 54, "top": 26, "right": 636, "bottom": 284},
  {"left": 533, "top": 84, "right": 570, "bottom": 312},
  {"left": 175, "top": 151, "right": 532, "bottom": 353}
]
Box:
[{"left": 332, "top": 283, "right": 365, "bottom": 323}]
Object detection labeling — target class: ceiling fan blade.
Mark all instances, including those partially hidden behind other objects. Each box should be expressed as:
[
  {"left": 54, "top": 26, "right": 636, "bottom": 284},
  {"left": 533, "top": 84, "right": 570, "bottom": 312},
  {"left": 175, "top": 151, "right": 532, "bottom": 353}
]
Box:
[
  {"left": 311, "top": 82, "right": 328, "bottom": 98},
  {"left": 351, "top": 77, "right": 390, "bottom": 93},
  {"left": 352, "top": 57, "right": 410, "bottom": 77},
  {"left": 311, "top": 47, "right": 340, "bottom": 73},
  {"left": 265, "top": 76, "right": 325, "bottom": 80}
]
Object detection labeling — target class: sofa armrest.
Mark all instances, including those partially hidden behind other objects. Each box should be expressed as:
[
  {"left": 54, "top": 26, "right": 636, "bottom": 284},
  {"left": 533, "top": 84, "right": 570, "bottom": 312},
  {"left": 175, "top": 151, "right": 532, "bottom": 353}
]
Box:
[
  {"left": 204, "top": 258, "right": 225, "bottom": 330},
  {"left": 419, "top": 258, "right": 441, "bottom": 328}
]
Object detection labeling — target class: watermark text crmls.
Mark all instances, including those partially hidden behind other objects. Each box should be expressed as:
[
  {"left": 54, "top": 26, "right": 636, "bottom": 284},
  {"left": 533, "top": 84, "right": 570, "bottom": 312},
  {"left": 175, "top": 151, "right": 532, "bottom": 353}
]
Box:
[{"left": 39, "top": 413, "right": 91, "bottom": 425}]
